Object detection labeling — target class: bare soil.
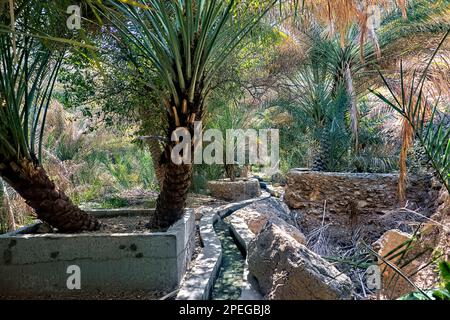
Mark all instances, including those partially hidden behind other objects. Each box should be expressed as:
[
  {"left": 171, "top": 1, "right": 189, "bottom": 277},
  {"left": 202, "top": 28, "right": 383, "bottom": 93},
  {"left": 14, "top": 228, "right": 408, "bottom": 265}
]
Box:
[{"left": 96, "top": 215, "right": 152, "bottom": 233}]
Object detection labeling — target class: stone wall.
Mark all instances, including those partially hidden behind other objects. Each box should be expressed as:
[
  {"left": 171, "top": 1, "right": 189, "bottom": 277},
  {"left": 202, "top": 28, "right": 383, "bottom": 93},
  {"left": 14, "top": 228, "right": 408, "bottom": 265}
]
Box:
[{"left": 284, "top": 169, "right": 438, "bottom": 241}]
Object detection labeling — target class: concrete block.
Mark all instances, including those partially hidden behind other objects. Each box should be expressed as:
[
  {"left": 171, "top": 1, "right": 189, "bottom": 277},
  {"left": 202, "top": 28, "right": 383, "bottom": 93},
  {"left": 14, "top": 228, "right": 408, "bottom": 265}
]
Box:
[{"left": 0, "top": 209, "right": 195, "bottom": 295}]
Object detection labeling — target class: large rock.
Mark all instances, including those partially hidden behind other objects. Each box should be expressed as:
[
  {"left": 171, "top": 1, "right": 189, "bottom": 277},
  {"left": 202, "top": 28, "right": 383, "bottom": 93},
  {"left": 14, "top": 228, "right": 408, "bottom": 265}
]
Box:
[
  {"left": 372, "top": 229, "right": 412, "bottom": 298},
  {"left": 207, "top": 178, "right": 261, "bottom": 201},
  {"left": 233, "top": 198, "right": 306, "bottom": 244},
  {"left": 370, "top": 188, "right": 450, "bottom": 299},
  {"left": 248, "top": 223, "right": 353, "bottom": 300}
]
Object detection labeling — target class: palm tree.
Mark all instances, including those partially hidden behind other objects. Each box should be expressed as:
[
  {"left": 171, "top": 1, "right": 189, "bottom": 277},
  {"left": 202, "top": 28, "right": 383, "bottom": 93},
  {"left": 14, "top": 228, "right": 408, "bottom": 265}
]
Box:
[
  {"left": 371, "top": 30, "right": 450, "bottom": 200},
  {"left": 102, "top": 0, "right": 276, "bottom": 229},
  {"left": 0, "top": 3, "right": 100, "bottom": 232},
  {"left": 271, "top": 0, "right": 449, "bottom": 171}
]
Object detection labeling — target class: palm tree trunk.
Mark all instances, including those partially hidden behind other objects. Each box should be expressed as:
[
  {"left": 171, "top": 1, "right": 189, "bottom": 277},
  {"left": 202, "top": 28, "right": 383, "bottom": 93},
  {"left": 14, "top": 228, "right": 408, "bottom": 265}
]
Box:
[
  {"left": 0, "top": 159, "right": 100, "bottom": 232},
  {"left": 150, "top": 156, "right": 192, "bottom": 230},
  {"left": 312, "top": 129, "right": 330, "bottom": 171},
  {"left": 148, "top": 95, "right": 202, "bottom": 230},
  {"left": 225, "top": 164, "right": 237, "bottom": 181}
]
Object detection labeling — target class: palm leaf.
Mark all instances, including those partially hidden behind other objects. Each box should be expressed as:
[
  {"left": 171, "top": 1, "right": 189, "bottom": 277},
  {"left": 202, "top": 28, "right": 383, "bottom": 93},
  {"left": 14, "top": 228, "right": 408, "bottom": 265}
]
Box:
[{"left": 370, "top": 30, "right": 450, "bottom": 193}]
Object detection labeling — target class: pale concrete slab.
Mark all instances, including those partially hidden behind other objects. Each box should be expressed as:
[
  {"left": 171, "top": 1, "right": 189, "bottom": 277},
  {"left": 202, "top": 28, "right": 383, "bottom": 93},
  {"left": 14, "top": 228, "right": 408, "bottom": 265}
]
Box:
[{"left": 0, "top": 209, "right": 195, "bottom": 295}]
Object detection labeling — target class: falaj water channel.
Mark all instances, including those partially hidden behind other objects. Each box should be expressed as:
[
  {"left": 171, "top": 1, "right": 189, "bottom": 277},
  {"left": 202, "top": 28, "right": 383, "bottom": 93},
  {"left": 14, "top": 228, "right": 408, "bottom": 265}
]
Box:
[{"left": 211, "top": 218, "right": 246, "bottom": 300}]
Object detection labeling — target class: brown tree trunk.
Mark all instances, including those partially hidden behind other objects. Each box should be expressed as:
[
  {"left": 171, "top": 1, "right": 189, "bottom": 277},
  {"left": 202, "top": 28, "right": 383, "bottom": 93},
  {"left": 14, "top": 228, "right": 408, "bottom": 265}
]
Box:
[
  {"left": 225, "top": 164, "right": 237, "bottom": 181},
  {"left": 150, "top": 157, "right": 192, "bottom": 230},
  {"left": 0, "top": 159, "right": 100, "bottom": 233},
  {"left": 148, "top": 96, "right": 202, "bottom": 230}
]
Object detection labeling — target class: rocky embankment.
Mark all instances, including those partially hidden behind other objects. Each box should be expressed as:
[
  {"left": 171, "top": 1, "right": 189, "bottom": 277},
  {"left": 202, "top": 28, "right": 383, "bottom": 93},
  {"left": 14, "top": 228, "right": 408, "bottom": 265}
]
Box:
[{"left": 239, "top": 170, "right": 448, "bottom": 300}]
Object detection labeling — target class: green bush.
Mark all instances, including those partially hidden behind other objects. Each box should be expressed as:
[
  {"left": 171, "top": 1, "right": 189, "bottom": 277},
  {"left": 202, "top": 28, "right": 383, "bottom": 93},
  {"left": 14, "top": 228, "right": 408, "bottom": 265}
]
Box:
[{"left": 398, "top": 261, "right": 450, "bottom": 300}]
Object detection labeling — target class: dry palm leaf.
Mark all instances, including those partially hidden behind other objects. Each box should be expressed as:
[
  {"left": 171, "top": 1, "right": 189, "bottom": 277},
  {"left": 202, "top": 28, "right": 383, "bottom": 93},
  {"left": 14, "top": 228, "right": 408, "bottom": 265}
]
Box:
[{"left": 302, "top": 0, "right": 408, "bottom": 59}]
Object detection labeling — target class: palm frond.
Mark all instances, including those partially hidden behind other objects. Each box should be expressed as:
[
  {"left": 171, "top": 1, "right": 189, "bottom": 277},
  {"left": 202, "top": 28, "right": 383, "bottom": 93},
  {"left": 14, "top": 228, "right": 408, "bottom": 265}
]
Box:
[
  {"left": 0, "top": 4, "right": 63, "bottom": 164},
  {"left": 100, "top": 0, "right": 276, "bottom": 123},
  {"left": 370, "top": 30, "right": 450, "bottom": 194}
]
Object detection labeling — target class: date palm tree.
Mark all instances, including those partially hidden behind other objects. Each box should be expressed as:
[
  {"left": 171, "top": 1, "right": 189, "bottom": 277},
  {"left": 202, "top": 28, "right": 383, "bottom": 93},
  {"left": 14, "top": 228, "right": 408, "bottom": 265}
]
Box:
[
  {"left": 274, "top": 0, "right": 449, "bottom": 172},
  {"left": 0, "top": 3, "right": 100, "bottom": 232},
  {"left": 371, "top": 30, "right": 450, "bottom": 200},
  {"left": 103, "top": 0, "right": 276, "bottom": 229}
]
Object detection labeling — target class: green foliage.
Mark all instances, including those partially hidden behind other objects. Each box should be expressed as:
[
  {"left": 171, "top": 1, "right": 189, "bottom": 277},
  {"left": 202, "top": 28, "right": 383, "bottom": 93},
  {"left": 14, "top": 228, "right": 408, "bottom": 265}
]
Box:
[
  {"left": 191, "top": 164, "right": 223, "bottom": 194},
  {"left": 0, "top": 0, "right": 107, "bottom": 163},
  {"left": 100, "top": 197, "right": 129, "bottom": 209},
  {"left": 55, "top": 38, "right": 158, "bottom": 131},
  {"left": 55, "top": 133, "right": 85, "bottom": 162},
  {"left": 75, "top": 144, "right": 157, "bottom": 193},
  {"left": 72, "top": 178, "right": 104, "bottom": 204},
  {"left": 0, "top": 29, "right": 61, "bottom": 163},
  {"left": 102, "top": 0, "right": 277, "bottom": 106},
  {"left": 397, "top": 290, "right": 435, "bottom": 300},
  {"left": 432, "top": 260, "right": 450, "bottom": 300},
  {"left": 398, "top": 260, "right": 450, "bottom": 300}
]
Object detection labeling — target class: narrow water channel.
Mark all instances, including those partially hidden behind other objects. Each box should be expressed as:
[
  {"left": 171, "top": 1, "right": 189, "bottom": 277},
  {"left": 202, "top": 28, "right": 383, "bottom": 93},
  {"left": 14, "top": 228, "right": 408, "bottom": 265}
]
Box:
[{"left": 211, "top": 218, "right": 246, "bottom": 300}]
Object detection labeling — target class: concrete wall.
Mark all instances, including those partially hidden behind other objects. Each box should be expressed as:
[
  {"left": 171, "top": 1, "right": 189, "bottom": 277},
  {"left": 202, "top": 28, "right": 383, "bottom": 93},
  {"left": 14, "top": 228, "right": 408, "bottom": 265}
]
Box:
[{"left": 0, "top": 209, "right": 195, "bottom": 295}]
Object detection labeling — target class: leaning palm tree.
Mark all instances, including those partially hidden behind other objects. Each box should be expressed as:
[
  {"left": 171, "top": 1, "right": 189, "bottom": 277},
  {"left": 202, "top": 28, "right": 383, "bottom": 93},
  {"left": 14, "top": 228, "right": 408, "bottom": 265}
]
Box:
[
  {"left": 0, "top": 5, "right": 100, "bottom": 232},
  {"left": 102, "top": 0, "right": 276, "bottom": 229}
]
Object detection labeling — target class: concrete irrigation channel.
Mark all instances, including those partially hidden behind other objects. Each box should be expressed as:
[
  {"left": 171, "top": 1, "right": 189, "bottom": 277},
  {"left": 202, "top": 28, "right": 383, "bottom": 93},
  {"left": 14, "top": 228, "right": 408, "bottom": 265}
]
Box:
[
  {"left": 177, "top": 192, "right": 269, "bottom": 300},
  {"left": 210, "top": 218, "right": 246, "bottom": 300}
]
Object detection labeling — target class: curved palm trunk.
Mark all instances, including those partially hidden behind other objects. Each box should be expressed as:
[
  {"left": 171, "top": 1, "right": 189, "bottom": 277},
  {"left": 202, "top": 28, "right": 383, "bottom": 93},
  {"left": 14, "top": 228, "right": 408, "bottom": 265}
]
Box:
[
  {"left": 149, "top": 97, "right": 201, "bottom": 230},
  {"left": 0, "top": 159, "right": 100, "bottom": 232},
  {"left": 151, "top": 157, "right": 192, "bottom": 230}
]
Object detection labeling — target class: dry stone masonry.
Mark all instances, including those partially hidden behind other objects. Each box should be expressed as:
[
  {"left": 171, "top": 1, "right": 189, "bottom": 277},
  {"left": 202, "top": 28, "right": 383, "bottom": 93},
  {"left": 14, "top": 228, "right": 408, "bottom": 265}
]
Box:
[{"left": 284, "top": 170, "right": 438, "bottom": 242}]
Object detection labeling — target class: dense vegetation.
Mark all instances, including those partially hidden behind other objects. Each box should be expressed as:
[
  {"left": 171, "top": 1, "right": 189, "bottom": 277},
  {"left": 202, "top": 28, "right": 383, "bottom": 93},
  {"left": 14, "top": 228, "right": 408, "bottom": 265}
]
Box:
[{"left": 0, "top": 0, "right": 448, "bottom": 232}]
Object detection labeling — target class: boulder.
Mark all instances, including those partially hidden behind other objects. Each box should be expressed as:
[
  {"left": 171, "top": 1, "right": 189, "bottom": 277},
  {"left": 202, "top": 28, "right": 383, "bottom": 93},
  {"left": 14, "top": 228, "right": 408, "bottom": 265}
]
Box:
[
  {"left": 372, "top": 222, "right": 445, "bottom": 299},
  {"left": 233, "top": 198, "right": 306, "bottom": 244},
  {"left": 248, "top": 223, "right": 353, "bottom": 300},
  {"left": 372, "top": 229, "right": 411, "bottom": 257},
  {"left": 207, "top": 178, "right": 261, "bottom": 202}
]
